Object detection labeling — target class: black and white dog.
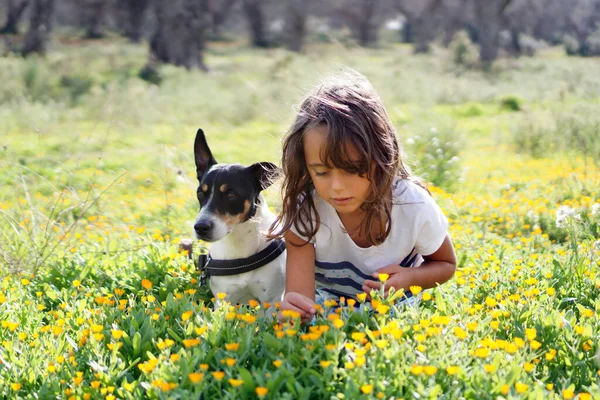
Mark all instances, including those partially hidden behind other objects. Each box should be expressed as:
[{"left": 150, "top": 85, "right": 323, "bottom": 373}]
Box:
[{"left": 193, "top": 129, "right": 286, "bottom": 306}]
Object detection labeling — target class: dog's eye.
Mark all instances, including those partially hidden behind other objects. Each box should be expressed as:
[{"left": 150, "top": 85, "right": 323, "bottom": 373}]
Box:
[{"left": 225, "top": 191, "right": 238, "bottom": 200}]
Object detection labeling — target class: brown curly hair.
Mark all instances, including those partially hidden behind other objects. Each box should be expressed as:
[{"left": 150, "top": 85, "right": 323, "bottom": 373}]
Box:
[{"left": 269, "top": 69, "right": 421, "bottom": 246}]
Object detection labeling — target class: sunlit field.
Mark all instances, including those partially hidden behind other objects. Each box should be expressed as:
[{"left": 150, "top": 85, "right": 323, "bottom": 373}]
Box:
[{"left": 1, "top": 37, "right": 599, "bottom": 399}]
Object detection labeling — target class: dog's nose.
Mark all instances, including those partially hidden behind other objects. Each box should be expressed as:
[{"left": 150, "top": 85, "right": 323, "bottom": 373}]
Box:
[{"left": 194, "top": 221, "right": 213, "bottom": 236}]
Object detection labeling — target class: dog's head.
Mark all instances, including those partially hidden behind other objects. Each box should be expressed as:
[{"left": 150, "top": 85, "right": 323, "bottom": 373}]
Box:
[{"left": 193, "top": 128, "right": 280, "bottom": 242}]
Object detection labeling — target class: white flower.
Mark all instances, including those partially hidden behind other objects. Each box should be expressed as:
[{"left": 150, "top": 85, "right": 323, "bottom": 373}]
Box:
[
  {"left": 406, "top": 138, "right": 415, "bottom": 145},
  {"left": 555, "top": 205, "right": 578, "bottom": 228},
  {"left": 591, "top": 203, "right": 600, "bottom": 216}
]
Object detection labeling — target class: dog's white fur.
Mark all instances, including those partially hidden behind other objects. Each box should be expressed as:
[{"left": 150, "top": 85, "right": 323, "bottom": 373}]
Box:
[{"left": 196, "top": 194, "right": 286, "bottom": 305}]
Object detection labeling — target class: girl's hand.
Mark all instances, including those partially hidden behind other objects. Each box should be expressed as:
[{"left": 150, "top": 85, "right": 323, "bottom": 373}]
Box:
[
  {"left": 362, "top": 264, "right": 414, "bottom": 299},
  {"left": 278, "top": 292, "right": 316, "bottom": 323}
]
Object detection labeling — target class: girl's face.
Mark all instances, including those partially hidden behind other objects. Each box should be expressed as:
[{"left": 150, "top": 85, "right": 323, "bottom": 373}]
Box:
[{"left": 303, "top": 126, "right": 371, "bottom": 217}]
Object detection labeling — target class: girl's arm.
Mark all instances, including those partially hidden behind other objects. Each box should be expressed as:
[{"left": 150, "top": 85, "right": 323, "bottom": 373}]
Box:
[
  {"left": 279, "top": 230, "right": 317, "bottom": 322},
  {"left": 409, "top": 234, "right": 456, "bottom": 289},
  {"left": 363, "top": 234, "right": 456, "bottom": 295}
]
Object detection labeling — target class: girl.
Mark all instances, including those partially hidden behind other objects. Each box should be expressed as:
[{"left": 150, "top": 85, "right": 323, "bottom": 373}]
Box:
[{"left": 269, "top": 69, "right": 456, "bottom": 322}]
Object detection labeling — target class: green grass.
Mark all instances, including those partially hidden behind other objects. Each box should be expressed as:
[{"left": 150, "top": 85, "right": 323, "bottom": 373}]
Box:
[{"left": 0, "top": 37, "right": 599, "bottom": 399}]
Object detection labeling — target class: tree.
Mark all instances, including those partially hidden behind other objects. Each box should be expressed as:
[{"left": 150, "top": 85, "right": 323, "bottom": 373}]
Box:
[
  {"left": 149, "top": 0, "right": 210, "bottom": 70},
  {"left": 395, "top": 0, "right": 444, "bottom": 53},
  {"left": 79, "top": 0, "right": 106, "bottom": 39},
  {"left": 1, "top": 0, "right": 29, "bottom": 34},
  {"left": 121, "top": 0, "right": 150, "bottom": 42},
  {"left": 209, "top": 0, "right": 239, "bottom": 37},
  {"left": 473, "top": 0, "right": 513, "bottom": 66},
  {"left": 242, "top": 0, "right": 269, "bottom": 47},
  {"left": 285, "top": 0, "right": 312, "bottom": 51},
  {"left": 338, "top": 0, "right": 383, "bottom": 47},
  {"left": 22, "top": 0, "right": 54, "bottom": 55}
]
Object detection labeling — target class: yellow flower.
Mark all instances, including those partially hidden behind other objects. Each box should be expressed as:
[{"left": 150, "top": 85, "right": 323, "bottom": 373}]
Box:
[
  {"left": 216, "top": 292, "right": 227, "bottom": 300},
  {"left": 423, "top": 366, "right": 438, "bottom": 375},
  {"left": 409, "top": 286, "right": 422, "bottom": 295},
  {"left": 229, "top": 378, "right": 243, "bottom": 387},
  {"left": 523, "top": 362, "right": 534, "bottom": 372},
  {"left": 73, "top": 280, "right": 81, "bottom": 287},
  {"left": 225, "top": 343, "right": 240, "bottom": 351},
  {"left": 484, "top": 364, "right": 497, "bottom": 373},
  {"left": 453, "top": 327, "right": 468, "bottom": 340},
  {"left": 194, "top": 326, "right": 208, "bottom": 336},
  {"left": 357, "top": 293, "right": 367, "bottom": 302},
  {"left": 581, "top": 308, "right": 594, "bottom": 318},
  {"left": 410, "top": 365, "right": 423, "bottom": 375},
  {"left": 91, "top": 380, "right": 101, "bottom": 389},
  {"left": 475, "top": 348, "right": 490, "bottom": 358},
  {"left": 181, "top": 311, "right": 193, "bottom": 322},
  {"left": 562, "top": 389, "right": 574, "bottom": 399},
  {"left": 141, "top": 279, "right": 152, "bottom": 290},
  {"left": 446, "top": 366, "right": 459, "bottom": 375},
  {"left": 224, "top": 358, "right": 236, "bottom": 367},
  {"left": 212, "top": 371, "right": 225, "bottom": 381},
  {"left": 111, "top": 330, "right": 124, "bottom": 340},
  {"left": 273, "top": 360, "right": 282, "bottom": 368},
  {"left": 188, "top": 373, "right": 204, "bottom": 383},
  {"left": 333, "top": 319, "right": 344, "bottom": 329},
  {"left": 422, "top": 292, "right": 432, "bottom": 301},
  {"left": 183, "top": 338, "right": 201, "bottom": 348},
  {"left": 255, "top": 387, "right": 268, "bottom": 397},
  {"left": 500, "top": 385, "right": 510, "bottom": 395},
  {"left": 361, "top": 385, "right": 373, "bottom": 394},
  {"left": 320, "top": 360, "right": 332, "bottom": 368},
  {"left": 10, "top": 383, "right": 22, "bottom": 391},
  {"left": 378, "top": 273, "right": 389, "bottom": 282},
  {"left": 515, "top": 382, "right": 528, "bottom": 393}
]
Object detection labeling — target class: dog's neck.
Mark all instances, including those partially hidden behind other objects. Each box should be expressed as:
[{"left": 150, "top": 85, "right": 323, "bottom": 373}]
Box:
[{"left": 208, "top": 194, "right": 273, "bottom": 260}]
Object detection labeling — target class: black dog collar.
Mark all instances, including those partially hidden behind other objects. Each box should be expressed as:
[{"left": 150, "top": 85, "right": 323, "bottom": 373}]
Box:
[{"left": 197, "top": 239, "right": 285, "bottom": 284}]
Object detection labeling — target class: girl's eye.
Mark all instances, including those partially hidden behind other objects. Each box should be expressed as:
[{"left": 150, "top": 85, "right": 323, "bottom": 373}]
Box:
[
  {"left": 314, "top": 170, "right": 330, "bottom": 177},
  {"left": 198, "top": 191, "right": 205, "bottom": 198}
]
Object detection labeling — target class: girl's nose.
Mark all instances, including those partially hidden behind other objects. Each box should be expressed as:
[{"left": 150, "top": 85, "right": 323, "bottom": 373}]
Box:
[{"left": 331, "top": 172, "right": 345, "bottom": 192}]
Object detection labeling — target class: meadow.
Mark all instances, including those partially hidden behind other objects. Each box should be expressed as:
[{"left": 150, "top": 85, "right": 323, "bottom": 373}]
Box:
[{"left": 0, "top": 36, "right": 599, "bottom": 399}]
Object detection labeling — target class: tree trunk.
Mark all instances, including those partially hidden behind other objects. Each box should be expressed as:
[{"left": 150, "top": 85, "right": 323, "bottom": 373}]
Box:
[
  {"left": 211, "top": 0, "right": 238, "bottom": 37},
  {"left": 402, "top": 21, "right": 413, "bottom": 43},
  {"left": 242, "top": 0, "right": 269, "bottom": 47},
  {"left": 285, "top": 0, "right": 310, "bottom": 51},
  {"left": 149, "top": 0, "right": 210, "bottom": 70},
  {"left": 475, "top": 0, "right": 512, "bottom": 67},
  {"left": 358, "top": 0, "right": 378, "bottom": 47},
  {"left": 22, "top": 0, "right": 54, "bottom": 55},
  {"left": 81, "top": 0, "right": 106, "bottom": 39},
  {"left": 1, "top": 0, "right": 29, "bottom": 34},
  {"left": 123, "top": 0, "right": 149, "bottom": 42},
  {"left": 340, "top": 0, "right": 380, "bottom": 47},
  {"left": 413, "top": 0, "right": 442, "bottom": 53}
]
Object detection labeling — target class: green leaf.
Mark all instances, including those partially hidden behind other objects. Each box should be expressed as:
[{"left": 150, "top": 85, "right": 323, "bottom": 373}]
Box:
[
  {"left": 435, "top": 291, "right": 447, "bottom": 314},
  {"left": 263, "top": 332, "right": 281, "bottom": 352},
  {"left": 238, "top": 367, "right": 254, "bottom": 392},
  {"left": 167, "top": 328, "right": 182, "bottom": 343},
  {"left": 132, "top": 332, "right": 141, "bottom": 358}
]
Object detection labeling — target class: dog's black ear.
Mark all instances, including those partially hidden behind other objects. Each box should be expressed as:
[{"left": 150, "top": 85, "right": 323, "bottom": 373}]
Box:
[
  {"left": 194, "top": 128, "right": 217, "bottom": 181},
  {"left": 248, "top": 162, "right": 280, "bottom": 191}
]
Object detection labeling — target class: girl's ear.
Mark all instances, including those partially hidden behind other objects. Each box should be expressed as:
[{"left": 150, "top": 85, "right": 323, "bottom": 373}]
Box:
[
  {"left": 248, "top": 162, "right": 281, "bottom": 191},
  {"left": 194, "top": 128, "right": 217, "bottom": 181}
]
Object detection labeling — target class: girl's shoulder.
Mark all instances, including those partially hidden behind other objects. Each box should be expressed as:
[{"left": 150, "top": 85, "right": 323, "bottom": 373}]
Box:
[{"left": 391, "top": 178, "right": 431, "bottom": 206}]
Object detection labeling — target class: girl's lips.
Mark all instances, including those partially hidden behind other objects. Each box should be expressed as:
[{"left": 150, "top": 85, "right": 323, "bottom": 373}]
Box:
[{"left": 332, "top": 197, "right": 352, "bottom": 204}]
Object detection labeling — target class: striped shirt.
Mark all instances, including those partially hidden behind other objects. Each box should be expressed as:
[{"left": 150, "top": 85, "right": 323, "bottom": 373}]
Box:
[{"left": 291, "top": 179, "right": 448, "bottom": 300}]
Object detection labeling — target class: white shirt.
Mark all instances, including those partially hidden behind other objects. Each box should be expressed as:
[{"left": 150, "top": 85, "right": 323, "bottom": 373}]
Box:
[{"left": 291, "top": 179, "right": 449, "bottom": 299}]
